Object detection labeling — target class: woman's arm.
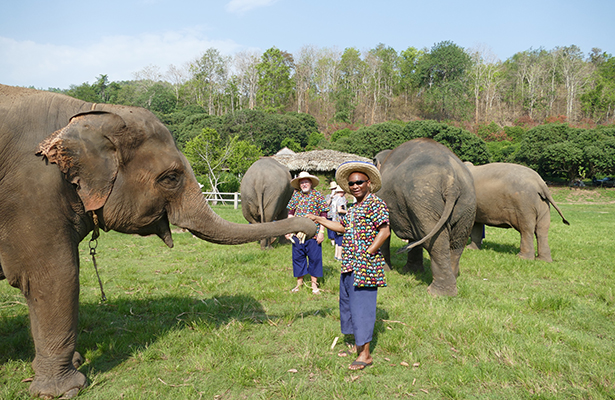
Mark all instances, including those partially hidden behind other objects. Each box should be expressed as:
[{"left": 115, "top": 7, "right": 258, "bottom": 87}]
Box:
[{"left": 306, "top": 214, "right": 345, "bottom": 233}]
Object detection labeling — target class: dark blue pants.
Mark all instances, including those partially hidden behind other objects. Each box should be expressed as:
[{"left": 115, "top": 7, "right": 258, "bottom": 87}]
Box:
[
  {"left": 292, "top": 238, "right": 323, "bottom": 278},
  {"left": 339, "top": 272, "right": 378, "bottom": 346}
]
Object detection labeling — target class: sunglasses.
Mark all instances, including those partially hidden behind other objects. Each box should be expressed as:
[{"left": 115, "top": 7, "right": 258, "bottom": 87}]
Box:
[{"left": 348, "top": 180, "right": 368, "bottom": 187}]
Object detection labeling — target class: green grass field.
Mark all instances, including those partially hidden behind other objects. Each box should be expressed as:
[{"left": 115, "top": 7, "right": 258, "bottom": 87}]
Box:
[{"left": 1, "top": 187, "right": 614, "bottom": 399}]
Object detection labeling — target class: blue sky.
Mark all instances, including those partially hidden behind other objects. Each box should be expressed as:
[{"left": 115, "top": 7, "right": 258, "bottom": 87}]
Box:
[{"left": 1, "top": 0, "right": 614, "bottom": 89}]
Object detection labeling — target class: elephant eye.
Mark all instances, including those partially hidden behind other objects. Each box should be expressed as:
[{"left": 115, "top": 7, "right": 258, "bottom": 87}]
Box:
[{"left": 159, "top": 172, "right": 181, "bottom": 189}]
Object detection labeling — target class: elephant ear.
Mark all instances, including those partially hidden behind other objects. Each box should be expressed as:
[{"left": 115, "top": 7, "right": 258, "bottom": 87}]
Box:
[{"left": 37, "top": 111, "right": 125, "bottom": 212}]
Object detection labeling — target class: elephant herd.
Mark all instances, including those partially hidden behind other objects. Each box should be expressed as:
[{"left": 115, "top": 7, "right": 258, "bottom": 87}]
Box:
[{"left": 0, "top": 85, "right": 569, "bottom": 398}]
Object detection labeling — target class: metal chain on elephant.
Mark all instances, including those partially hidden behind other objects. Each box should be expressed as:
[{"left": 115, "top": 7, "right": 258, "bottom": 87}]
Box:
[{"left": 89, "top": 212, "right": 107, "bottom": 302}]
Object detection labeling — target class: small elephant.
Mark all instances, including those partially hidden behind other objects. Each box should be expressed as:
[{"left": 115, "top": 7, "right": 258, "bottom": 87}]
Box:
[
  {"left": 240, "top": 158, "right": 294, "bottom": 249},
  {"left": 0, "top": 84, "right": 316, "bottom": 399},
  {"left": 465, "top": 162, "right": 569, "bottom": 262},
  {"left": 374, "top": 138, "right": 476, "bottom": 297}
]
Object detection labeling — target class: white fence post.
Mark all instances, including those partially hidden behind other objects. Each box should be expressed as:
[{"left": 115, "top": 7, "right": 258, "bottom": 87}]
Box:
[{"left": 202, "top": 192, "right": 241, "bottom": 209}]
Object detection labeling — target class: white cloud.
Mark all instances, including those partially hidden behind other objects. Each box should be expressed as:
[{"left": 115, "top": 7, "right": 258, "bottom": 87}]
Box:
[
  {"left": 0, "top": 31, "right": 242, "bottom": 89},
  {"left": 225, "top": 0, "right": 278, "bottom": 14}
]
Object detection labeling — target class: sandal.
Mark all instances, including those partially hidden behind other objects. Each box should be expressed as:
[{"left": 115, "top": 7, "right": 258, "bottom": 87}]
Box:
[
  {"left": 290, "top": 286, "right": 301, "bottom": 293},
  {"left": 312, "top": 288, "right": 321, "bottom": 294},
  {"left": 349, "top": 360, "right": 372, "bottom": 370}
]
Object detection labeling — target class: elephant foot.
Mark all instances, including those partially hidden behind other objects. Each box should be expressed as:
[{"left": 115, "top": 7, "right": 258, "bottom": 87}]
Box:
[
  {"left": 536, "top": 254, "right": 553, "bottom": 262},
  {"left": 427, "top": 282, "right": 458, "bottom": 297},
  {"left": 29, "top": 368, "right": 87, "bottom": 399},
  {"left": 466, "top": 242, "right": 480, "bottom": 250},
  {"left": 517, "top": 252, "right": 535, "bottom": 260}
]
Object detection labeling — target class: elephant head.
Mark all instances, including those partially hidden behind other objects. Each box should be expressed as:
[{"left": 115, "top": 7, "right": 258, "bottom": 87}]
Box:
[{"left": 37, "top": 108, "right": 316, "bottom": 246}]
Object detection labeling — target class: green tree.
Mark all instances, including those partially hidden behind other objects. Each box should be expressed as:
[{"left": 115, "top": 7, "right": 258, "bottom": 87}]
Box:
[
  {"left": 403, "top": 120, "right": 490, "bottom": 164},
  {"left": 184, "top": 128, "right": 260, "bottom": 196},
  {"left": 514, "top": 123, "right": 574, "bottom": 173},
  {"left": 256, "top": 47, "right": 294, "bottom": 112},
  {"left": 416, "top": 41, "right": 473, "bottom": 120},
  {"left": 334, "top": 47, "right": 364, "bottom": 123},
  {"left": 541, "top": 141, "right": 584, "bottom": 182},
  {"left": 189, "top": 48, "right": 231, "bottom": 115},
  {"left": 581, "top": 52, "right": 615, "bottom": 123},
  {"left": 333, "top": 121, "right": 405, "bottom": 158},
  {"left": 280, "top": 138, "right": 301, "bottom": 152}
]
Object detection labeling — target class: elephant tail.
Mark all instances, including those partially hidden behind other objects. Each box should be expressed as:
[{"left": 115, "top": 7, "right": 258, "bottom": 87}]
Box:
[
  {"left": 542, "top": 189, "right": 570, "bottom": 226},
  {"left": 259, "top": 192, "right": 265, "bottom": 224},
  {"left": 396, "top": 192, "right": 457, "bottom": 254}
]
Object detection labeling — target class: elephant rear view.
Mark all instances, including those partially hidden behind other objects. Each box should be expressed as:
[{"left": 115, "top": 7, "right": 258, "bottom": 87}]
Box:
[
  {"left": 375, "top": 138, "right": 476, "bottom": 297},
  {"left": 240, "top": 158, "right": 294, "bottom": 249},
  {"left": 465, "top": 162, "right": 569, "bottom": 262}
]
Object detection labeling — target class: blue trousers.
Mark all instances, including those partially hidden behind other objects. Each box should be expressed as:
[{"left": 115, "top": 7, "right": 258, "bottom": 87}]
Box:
[
  {"left": 339, "top": 272, "right": 378, "bottom": 346},
  {"left": 292, "top": 238, "right": 323, "bottom": 278}
]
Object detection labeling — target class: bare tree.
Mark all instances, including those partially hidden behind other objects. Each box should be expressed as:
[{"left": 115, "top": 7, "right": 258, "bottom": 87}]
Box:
[
  {"left": 294, "top": 45, "right": 318, "bottom": 113},
  {"left": 555, "top": 45, "right": 594, "bottom": 120},
  {"left": 312, "top": 47, "right": 342, "bottom": 125},
  {"left": 234, "top": 50, "right": 261, "bottom": 110},
  {"left": 469, "top": 44, "right": 502, "bottom": 123},
  {"left": 165, "top": 63, "right": 189, "bottom": 107}
]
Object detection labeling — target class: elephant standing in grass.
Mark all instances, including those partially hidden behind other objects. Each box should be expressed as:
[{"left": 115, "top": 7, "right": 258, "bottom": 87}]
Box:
[
  {"left": 240, "top": 158, "right": 294, "bottom": 249},
  {"left": 374, "top": 139, "right": 476, "bottom": 297},
  {"left": 0, "top": 85, "right": 316, "bottom": 399},
  {"left": 465, "top": 162, "right": 569, "bottom": 262}
]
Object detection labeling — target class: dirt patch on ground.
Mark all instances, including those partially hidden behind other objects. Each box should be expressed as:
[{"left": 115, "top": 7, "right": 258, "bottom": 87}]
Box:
[{"left": 549, "top": 186, "right": 615, "bottom": 204}]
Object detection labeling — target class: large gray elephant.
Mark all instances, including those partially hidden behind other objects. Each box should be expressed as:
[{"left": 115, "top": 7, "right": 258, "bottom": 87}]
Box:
[
  {"left": 0, "top": 84, "right": 316, "bottom": 399},
  {"left": 240, "top": 157, "right": 294, "bottom": 249},
  {"left": 465, "top": 162, "right": 569, "bottom": 262},
  {"left": 374, "top": 138, "right": 476, "bottom": 297}
]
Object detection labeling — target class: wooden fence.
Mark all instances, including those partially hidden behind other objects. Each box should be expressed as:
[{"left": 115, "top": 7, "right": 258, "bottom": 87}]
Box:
[{"left": 202, "top": 192, "right": 241, "bottom": 209}]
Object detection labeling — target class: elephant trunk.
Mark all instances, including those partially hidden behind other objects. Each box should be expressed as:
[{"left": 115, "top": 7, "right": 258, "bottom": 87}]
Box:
[{"left": 167, "top": 185, "right": 316, "bottom": 245}]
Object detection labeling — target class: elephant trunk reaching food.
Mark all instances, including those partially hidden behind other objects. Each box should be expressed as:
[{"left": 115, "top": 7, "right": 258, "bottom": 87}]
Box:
[{"left": 167, "top": 182, "right": 314, "bottom": 245}]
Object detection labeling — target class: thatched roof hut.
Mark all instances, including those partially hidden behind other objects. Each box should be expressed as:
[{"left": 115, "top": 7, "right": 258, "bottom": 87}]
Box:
[{"left": 272, "top": 149, "right": 371, "bottom": 173}]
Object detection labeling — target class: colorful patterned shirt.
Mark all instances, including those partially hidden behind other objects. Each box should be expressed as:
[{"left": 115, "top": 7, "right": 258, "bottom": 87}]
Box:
[
  {"left": 340, "top": 193, "right": 389, "bottom": 287},
  {"left": 287, "top": 189, "right": 328, "bottom": 231}
]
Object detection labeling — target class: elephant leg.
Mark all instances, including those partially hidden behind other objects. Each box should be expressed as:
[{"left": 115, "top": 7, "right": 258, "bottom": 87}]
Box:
[
  {"left": 426, "top": 233, "right": 458, "bottom": 297},
  {"left": 517, "top": 226, "right": 536, "bottom": 260},
  {"left": 450, "top": 246, "right": 464, "bottom": 277},
  {"left": 535, "top": 211, "right": 553, "bottom": 262},
  {"left": 467, "top": 223, "right": 484, "bottom": 250},
  {"left": 381, "top": 235, "right": 392, "bottom": 271},
  {"left": 404, "top": 247, "right": 424, "bottom": 273},
  {"left": 24, "top": 247, "right": 87, "bottom": 398}
]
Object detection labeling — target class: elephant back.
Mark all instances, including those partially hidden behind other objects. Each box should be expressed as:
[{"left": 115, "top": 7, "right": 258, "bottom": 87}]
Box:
[
  {"left": 377, "top": 138, "right": 476, "bottom": 243},
  {"left": 240, "top": 158, "right": 293, "bottom": 224}
]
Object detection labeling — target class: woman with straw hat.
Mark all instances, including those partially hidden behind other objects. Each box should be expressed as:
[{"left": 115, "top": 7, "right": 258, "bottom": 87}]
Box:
[
  {"left": 325, "top": 181, "right": 338, "bottom": 246},
  {"left": 307, "top": 161, "right": 390, "bottom": 371},
  {"left": 286, "top": 171, "right": 328, "bottom": 294}
]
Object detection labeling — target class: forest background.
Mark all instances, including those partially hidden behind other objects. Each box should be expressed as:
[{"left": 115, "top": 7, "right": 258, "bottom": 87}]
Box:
[{"left": 43, "top": 41, "right": 615, "bottom": 192}]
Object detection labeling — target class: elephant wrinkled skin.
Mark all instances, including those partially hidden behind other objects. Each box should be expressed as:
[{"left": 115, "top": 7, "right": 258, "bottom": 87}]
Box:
[
  {"left": 374, "top": 138, "right": 477, "bottom": 297},
  {"left": 0, "top": 85, "right": 316, "bottom": 398},
  {"left": 465, "top": 162, "right": 569, "bottom": 262},
  {"left": 240, "top": 158, "right": 294, "bottom": 249}
]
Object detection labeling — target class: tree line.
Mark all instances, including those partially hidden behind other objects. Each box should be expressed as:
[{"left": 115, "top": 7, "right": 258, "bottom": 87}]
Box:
[
  {"left": 45, "top": 41, "right": 615, "bottom": 191},
  {"left": 52, "top": 41, "right": 615, "bottom": 130}
]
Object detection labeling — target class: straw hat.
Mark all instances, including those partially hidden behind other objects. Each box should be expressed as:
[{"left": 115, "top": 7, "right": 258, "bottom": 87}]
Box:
[
  {"left": 290, "top": 171, "right": 320, "bottom": 190},
  {"left": 334, "top": 185, "right": 345, "bottom": 193},
  {"left": 329, "top": 181, "right": 338, "bottom": 191},
  {"left": 335, "top": 161, "right": 382, "bottom": 193}
]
